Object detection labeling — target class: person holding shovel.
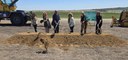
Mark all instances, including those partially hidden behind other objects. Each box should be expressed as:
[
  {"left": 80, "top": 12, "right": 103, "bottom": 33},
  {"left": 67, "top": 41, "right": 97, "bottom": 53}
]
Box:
[
  {"left": 95, "top": 12, "right": 103, "bottom": 35},
  {"left": 110, "top": 16, "right": 117, "bottom": 27},
  {"left": 80, "top": 12, "right": 88, "bottom": 35},
  {"left": 52, "top": 11, "right": 60, "bottom": 33},
  {"left": 30, "top": 11, "right": 37, "bottom": 32},
  {"left": 41, "top": 12, "right": 51, "bottom": 33},
  {"left": 68, "top": 12, "right": 75, "bottom": 33}
]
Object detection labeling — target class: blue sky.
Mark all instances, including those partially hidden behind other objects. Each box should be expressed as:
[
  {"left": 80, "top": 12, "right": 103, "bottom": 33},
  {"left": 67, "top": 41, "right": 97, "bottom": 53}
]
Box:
[{"left": 16, "top": 0, "right": 128, "bottom": 10}]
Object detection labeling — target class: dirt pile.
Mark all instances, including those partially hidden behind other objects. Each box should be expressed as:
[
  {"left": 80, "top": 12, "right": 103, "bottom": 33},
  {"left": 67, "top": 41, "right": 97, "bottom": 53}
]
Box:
[{"left": 5, "top": 32, "right": 128, "bottom": 47}]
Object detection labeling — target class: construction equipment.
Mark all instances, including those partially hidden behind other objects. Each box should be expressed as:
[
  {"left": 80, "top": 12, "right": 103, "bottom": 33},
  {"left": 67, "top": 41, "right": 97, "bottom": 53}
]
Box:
[
  {"left": 0, "top": 0, "right": 29, "bottom": 25},
  {"left": 118, "top": 10, "right": 128, "bottom": 27},
  {"left": 112, "top": 10, "right": 128, "bottom": 27}
]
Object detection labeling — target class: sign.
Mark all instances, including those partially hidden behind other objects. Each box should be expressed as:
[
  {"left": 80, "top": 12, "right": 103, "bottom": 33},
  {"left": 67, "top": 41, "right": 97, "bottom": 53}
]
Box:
[{"left": 84, "top": 11, "right": 96, "bottom": 21}]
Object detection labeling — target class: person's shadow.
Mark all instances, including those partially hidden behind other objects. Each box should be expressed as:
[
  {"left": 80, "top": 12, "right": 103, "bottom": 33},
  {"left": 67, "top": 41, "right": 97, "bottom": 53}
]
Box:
[
  {"left": 36, "top": 50, "right": 48, "bottom": 54},
  {"left": 0, "top": 24, "right": 31, "bottom": 27},
  {"left": 50, "top": 33, "right": 55, "bottom": 38}
]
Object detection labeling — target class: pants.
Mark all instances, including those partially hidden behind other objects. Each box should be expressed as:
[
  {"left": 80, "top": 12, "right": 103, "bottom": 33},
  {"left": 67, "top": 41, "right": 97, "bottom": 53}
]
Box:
[
  {"left": 33, "top": 24, "right": 37, "bottom": 32},
  {"left": 81, "top": 22, "right": 88, "bottom": 34},
  {"left": 0, "top": 18, "right": 2, "bottom": 22},
  {"left": 45, "top": 27, "right": 50, "bottom": 33},
  {"left": 110, "top": 20, "right": 115, "bottom": 27},
  {"left": 53, "top": 24, "right": 59, "bottom": 33},
  {"left": 96, "top": 22, "right": 102, "bottom": 34},
  {"left": 70, "top": 26, "right": 74, "bottom": 33}
]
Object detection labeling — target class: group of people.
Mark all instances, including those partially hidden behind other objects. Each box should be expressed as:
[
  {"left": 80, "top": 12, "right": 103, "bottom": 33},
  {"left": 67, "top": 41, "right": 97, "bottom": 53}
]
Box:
[
  {"left": 30, "top": 11, "right": 103, "bottom": 35},
  {"left": 80, "top": 11, "right": 103, "bottom": 35}
]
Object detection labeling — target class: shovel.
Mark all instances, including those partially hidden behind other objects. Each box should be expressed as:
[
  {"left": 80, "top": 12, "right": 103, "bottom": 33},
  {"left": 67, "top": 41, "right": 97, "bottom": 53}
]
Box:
[
  {"left": 96, "top": 20, "right": 102, "bottom": 34},
  {"left": 51, "top": 21, "right": 60, "bottom": 38}
]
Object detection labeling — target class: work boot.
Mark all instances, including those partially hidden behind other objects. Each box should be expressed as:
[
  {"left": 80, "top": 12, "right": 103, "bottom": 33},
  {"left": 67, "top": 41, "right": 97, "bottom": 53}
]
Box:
[
  {"left": 110, "top": 25, "right": 113, "bottom": 28},
  {"left": 95, "top": 30, "right": 99, "bottom": 35},
  {"left": 69, "top": 31, "right": 72, "bottom": 34},
  {"left": 84, "top": 31, "right": 86, "bottom": 34},
  {"left": 80, "top": 32, "right": 84, "bottom": 36},
  {"left": 99, "top": 29, "right": 102, "bottom": 34}
]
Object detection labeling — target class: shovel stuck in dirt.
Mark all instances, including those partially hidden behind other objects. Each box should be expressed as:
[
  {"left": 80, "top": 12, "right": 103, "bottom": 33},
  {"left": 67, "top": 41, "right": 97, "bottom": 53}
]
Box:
[
  {"left": 32, "top": 32, "right": 49, "bottom": 54},
  {"left": 40, "top": 38, "right": 49, "bottom": 54},
  {"left": 51, "top": 21, "right": 60, "bottom": 38}
]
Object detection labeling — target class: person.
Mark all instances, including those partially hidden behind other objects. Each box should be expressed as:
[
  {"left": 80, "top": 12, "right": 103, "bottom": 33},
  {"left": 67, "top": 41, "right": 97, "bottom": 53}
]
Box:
[
  {"left": 68, "top": 12, "right": 75, "bottom": 33},
  {"left": 110, "top": 16, "right": 117, "bottom": 27},
  {"left": 80, "top": 12, "right": 88, "bottom": 35},
  {"left": 95, "top": 12, "right": 103, "bottom": 35},
  {"left": 52, "top": 10, "right": 60, "bottom": 33},
  {"left": 42, "top": 12, "right": 51, "bottom": 33},
  {"left": 0, "top": 1, "right": 2, "bottom": 22},
  {"left": 30, "top": 11, "right": 37, "bottom": 32}
]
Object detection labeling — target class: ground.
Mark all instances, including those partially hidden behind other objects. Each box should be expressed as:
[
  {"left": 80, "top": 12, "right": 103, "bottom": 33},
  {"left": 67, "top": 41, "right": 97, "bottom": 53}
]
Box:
[{"left": 0, "top": 19, "right": 128, "bottom": 60}]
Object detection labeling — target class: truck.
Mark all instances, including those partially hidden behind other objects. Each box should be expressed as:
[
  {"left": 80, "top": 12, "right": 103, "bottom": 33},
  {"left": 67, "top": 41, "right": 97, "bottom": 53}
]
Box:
[{"left": 0, "top": 0, "right": 29, "bottom": 25}]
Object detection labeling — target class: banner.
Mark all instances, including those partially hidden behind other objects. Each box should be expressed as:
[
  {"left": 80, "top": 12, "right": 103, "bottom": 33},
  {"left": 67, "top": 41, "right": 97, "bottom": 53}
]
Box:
[{"left": 84, "top": 11, "right": 96, "bottom": 21}]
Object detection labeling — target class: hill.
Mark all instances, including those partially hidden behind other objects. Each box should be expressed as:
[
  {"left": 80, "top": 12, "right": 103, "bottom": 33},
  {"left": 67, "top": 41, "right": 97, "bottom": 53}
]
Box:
[{"left": 92, "top": 7, "right": 128, "bottom": 13}]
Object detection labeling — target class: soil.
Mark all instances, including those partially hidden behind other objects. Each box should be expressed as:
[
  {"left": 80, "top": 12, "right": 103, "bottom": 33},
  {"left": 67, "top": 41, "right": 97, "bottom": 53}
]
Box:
[{"left": 5, "top": 33, "right": 128, "bottom": 48}]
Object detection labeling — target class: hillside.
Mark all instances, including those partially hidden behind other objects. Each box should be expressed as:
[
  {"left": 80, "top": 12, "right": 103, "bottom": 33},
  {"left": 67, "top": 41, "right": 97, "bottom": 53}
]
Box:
[
  {"left": 27, "top": 7, "right": 128, "bottom": 18},
  {"left": 92, "top": 7, "right": 128, "bottom": 13}
]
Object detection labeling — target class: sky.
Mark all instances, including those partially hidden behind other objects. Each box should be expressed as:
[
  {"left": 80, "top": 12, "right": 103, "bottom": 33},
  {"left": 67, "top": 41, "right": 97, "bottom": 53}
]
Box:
[{"left": 16, "top": 0, "right": 128, "bottom": 10}]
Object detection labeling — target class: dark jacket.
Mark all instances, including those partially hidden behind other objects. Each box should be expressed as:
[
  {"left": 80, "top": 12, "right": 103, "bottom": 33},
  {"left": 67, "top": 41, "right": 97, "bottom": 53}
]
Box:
[
  {"left": 52, "top": 14, "right": 60, "bottom": 26},
  {"left": 96, "top": 15, "right": 102, "bottom": 23},
  {"left": 81, "top": 15, "right": 87, "bottom": 22},
  {"left": 44, "top": 19, "right": 51, "bottom": 28}
]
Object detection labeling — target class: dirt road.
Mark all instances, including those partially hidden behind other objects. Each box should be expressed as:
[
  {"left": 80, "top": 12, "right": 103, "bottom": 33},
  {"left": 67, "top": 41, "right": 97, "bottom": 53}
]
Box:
[{"left": 0, "top": 19, "right": 128, "bottom": 60}]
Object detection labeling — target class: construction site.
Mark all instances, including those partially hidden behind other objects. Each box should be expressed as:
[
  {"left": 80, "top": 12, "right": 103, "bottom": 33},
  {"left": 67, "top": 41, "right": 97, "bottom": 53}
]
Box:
[
  {"left": 0, "top": 19, "right": 128, "bottom": 60},
  {"left": 0, "top": 0, "right": 128, "bottom": 60}
]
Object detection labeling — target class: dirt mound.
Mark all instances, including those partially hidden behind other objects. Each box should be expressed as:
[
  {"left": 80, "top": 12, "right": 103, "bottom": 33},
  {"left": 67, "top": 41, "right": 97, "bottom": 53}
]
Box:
[{"left": 5, "top": 32, "right": 128, "bottom": 48}]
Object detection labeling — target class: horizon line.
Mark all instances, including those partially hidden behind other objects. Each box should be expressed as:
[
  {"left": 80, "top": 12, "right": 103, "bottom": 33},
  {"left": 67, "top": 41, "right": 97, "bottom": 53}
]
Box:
[{"left": 17, "top": 6, "right": 128, "bottom": 11}]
